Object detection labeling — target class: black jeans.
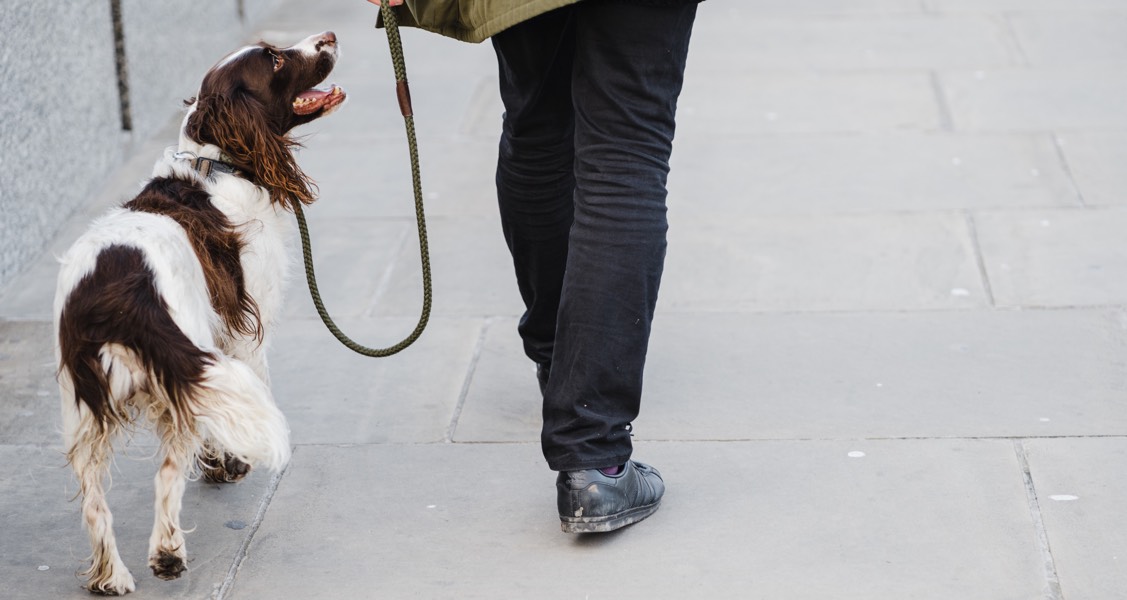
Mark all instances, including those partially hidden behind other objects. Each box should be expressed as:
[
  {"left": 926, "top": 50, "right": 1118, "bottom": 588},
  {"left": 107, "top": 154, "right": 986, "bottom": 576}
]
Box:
[{"left": 492, "top": 1, "right": 697, "bottom": 471}]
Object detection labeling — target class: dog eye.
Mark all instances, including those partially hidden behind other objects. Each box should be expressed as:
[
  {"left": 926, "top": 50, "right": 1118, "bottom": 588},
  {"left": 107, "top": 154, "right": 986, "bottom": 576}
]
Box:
[{"left": 269, "top": 51, "right": 284, "bottom": 72}]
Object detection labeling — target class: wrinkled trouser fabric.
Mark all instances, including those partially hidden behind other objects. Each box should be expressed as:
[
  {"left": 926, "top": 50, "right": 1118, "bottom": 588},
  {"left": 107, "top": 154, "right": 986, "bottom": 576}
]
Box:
[{"left": 492, "top": 0, "right": 697, "bottom": 471}]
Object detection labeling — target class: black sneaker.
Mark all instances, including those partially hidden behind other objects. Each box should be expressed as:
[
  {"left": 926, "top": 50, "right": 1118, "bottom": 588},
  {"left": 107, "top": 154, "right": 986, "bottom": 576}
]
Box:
[{"left": 556, "top": 460, "right": 665, "bottom": 533}]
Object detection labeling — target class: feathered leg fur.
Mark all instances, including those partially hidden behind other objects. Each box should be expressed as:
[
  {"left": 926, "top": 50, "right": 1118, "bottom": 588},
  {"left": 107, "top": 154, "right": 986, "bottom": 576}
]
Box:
[
  {"left": 59, "top": 327, "right": 289, "bottom": 593},
  {"left": 61, "top": 367, "right": 137, "bottom": 596}
]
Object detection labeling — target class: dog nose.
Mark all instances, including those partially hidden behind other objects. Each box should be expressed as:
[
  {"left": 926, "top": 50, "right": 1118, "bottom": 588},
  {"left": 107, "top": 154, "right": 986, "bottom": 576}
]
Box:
[{"left": 320, "top": 31, "right": 337, "bottom": 47}]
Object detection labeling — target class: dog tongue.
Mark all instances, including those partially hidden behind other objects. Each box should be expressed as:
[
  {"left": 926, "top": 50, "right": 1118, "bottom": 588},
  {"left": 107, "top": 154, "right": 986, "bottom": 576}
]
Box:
[
  {"left": 293, "top": 89, "right": 331, "bottom": 115},
  {"left": 293, "top": 85, "right": 345, "bottom": 116}
]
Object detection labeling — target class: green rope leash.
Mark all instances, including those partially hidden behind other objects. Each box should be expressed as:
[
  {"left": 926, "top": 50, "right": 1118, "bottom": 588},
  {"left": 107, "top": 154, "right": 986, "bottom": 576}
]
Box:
[{"left": 292, "top": 3, "right": 432, "bottom": 357}]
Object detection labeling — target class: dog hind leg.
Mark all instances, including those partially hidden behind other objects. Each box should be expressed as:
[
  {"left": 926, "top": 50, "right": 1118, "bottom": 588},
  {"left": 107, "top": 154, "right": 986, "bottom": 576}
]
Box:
[{"left": 61, "top": 370, "right": 137, "bottom": 595}]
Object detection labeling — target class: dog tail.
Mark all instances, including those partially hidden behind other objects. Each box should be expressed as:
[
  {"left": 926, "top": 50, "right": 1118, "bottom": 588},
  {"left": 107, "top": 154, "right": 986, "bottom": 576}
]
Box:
[{"left": 193, "top": 356, "right": 291, "bottom": 472}]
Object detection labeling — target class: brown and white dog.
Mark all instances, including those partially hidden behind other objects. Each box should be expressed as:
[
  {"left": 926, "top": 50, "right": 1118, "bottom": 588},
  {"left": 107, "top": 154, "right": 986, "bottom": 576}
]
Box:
[{"left": 54, "top": 32, "right": 345, "bottom": 595}]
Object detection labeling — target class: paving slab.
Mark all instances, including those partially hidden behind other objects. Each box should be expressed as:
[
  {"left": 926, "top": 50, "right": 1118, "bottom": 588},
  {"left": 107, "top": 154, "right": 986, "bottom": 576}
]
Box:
[
  {"left": 1057, "top": 132, "right": 1127, "bottom": 207},
  {"left": 294, "top": 134, "right": 499, "bottom": 221},
  {"left": 941, "top": 68, "right": 1127, "bottom": 133},
  {"left": 640, "top": 310, "right": 1127, "bottom": 440},
  {"left": 660, "top": 212, "right": 986, "bottom": 312},
  {"left": 720, "top": 0, "right": 925, "bottom": 16},
  {"left": 369, "top": 216, "right": 524, "bottom": 318},
  {"left": 452, "top": 318, "right": 542, "bottom": 442},
  {"left": 1007, "top": 12, "right": 1127, "bottom": 67},
  {"left": 974, "top": 207, "right": 1127, "bottom": 307},
  {"left": 269, "top": 316, "right": 483, "bottom": 445},
  {"left": 0, "top": 444, "right": 273, "bottom": 600},
  {"left": 227, "top": 440, "right": 1048, "bottom": 600},
  {"left": 276, "top": 27, "right": 496, "bottom": 144},
  {"left": 456, "top": 310, "right": 1127, "bottom": 443},
  {"left": 690, "top": 14, "right": 1018, "bottom": 72},
  {"left": 281, "top": 218, "right": 409, "bottom": 321},
  {"left": 314, "top": 64, "right": 493, "bottom": 145},
  {"left": 678, "top": 72, "right": 943, "bottom": 135},
  {"left": 927, "top": 0, "right": 1127, "bottom": 11},
  {"left": 668, "top": 132, "right": 1079, "bottom": 216},
  {"left": 1024, "top": 437, "right": 1127, "bottom": 599},
  {"left": 0, "top": 320, "right": 61, "bottom": 445}
]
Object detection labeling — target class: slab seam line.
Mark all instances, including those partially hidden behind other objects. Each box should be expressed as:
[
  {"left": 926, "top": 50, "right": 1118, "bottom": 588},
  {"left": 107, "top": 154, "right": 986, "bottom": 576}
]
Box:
[
  {"left": 364, "top": 222, "right": 414, "bottom": 318},
  {"left": 928, "top": 71, "right": 955, "bottom": 132},
  {"left": 214, "top": 451, "right": 292, "bottom": 600},
  {"left": 1013, "top": 439, "right": 1064, "bottom": 600},
  {"left": 444, "top": 317, "right": 494, "bottom": 443},
  {"left": 963, "top": 210, "right": 996, "bottom": 307},
  {"left": 1051, "top": 133, "right": 1087, "bottom": 208}
]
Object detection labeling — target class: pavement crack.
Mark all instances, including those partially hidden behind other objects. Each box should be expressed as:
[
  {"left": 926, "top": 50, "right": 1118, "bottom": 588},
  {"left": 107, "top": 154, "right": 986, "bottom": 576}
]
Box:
[{"left": 1013, "top": 440, "right": 1064, "bottom": 600}]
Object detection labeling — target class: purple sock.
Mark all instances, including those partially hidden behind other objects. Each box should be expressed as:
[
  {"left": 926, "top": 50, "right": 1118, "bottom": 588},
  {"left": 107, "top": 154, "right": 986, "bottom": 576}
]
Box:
[{"left": 599, "top": 464, "right": 623, "bottom": 476}]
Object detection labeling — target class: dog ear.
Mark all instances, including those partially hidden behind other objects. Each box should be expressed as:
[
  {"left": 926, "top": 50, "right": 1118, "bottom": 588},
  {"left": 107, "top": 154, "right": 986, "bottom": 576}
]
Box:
[{"left": 185, "top": 92, "right": 316, "bottom": 208}]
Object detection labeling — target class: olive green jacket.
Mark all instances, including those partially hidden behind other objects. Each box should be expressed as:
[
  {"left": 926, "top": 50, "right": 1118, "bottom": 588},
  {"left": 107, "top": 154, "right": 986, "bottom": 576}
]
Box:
[{"left": 383, "top": 0, "right": 582, "bottom": 43}]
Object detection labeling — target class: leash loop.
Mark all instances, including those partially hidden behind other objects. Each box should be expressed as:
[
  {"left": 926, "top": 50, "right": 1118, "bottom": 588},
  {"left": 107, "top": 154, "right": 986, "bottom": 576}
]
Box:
[{"left": 292, "top": 3, "right": 432, "bottom": 357}]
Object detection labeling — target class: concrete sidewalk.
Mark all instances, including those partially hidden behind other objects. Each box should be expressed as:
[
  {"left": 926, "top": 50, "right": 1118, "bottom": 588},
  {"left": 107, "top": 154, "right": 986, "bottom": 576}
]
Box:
[{"left": 3, "top": 0, "right": 1127, "bottom": 598}]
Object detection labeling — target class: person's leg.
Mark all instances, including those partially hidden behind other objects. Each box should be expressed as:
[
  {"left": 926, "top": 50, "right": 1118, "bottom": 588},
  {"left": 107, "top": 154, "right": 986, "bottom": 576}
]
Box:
[
  {"left": 492, "top": 8, "right": 576, "bottom": 370},
  {"left": 542, "top": 0, "right": 697, "bottom": 472}
]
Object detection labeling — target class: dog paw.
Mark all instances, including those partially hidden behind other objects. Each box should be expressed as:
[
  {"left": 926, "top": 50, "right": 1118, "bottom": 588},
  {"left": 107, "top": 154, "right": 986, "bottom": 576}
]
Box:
[
  {"left": 200, "top": 452, "right": 252, "bottom": 483},
  {"left": 149, "top": 550, "right": 186, "bottom": 580},
  {"left": 85, "top": 566, "right": 136, "bottom": 595}
]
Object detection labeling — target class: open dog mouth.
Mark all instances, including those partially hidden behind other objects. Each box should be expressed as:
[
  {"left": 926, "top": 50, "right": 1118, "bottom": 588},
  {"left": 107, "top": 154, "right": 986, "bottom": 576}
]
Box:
[{"left": 293, "top": 84, "right": 346, "bottom": 116}]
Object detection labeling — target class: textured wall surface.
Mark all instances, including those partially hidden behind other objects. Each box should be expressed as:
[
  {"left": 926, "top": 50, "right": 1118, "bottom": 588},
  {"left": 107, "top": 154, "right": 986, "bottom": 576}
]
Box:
[
  {"left": 120, "top": 0, "right": 245, "bottom": 140},
  {"left": 0, "top": 1, "right": 122, "bottom": 288},
  {"left": 0, "top": 0, "right": 280, "bottom": 289}
]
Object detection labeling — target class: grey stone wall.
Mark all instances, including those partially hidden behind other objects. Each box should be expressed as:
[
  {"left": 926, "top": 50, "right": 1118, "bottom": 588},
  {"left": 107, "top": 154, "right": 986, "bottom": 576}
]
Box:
[{"left": 0, "top": 0, "right": 280, "bottom": 289}]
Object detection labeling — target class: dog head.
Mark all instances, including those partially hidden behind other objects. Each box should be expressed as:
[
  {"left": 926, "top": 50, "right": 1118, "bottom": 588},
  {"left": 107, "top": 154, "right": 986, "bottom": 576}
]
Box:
[{"left": 184, "top": 31, "right": 346, "bottom": 207}]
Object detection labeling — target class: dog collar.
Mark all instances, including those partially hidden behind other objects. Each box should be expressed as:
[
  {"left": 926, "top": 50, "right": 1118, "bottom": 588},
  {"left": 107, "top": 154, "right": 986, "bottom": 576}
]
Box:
[{"left": 173, "top": 151, "right": 241, "bottom": 179}]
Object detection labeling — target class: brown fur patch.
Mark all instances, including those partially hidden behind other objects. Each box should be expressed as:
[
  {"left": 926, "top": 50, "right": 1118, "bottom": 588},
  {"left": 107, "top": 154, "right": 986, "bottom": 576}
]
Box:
[
  {"left": 57, "top": 245, "right": 213, "bottom": 430},
  {"left": 124, "top": 176, "right": 262, "bottom": 340}
]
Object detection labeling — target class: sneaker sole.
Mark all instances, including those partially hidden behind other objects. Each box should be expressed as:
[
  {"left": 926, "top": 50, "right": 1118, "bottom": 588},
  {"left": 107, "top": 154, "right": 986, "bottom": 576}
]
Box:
[{"left": 559, "top": 501, "right": 661, "bottom": 534}]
